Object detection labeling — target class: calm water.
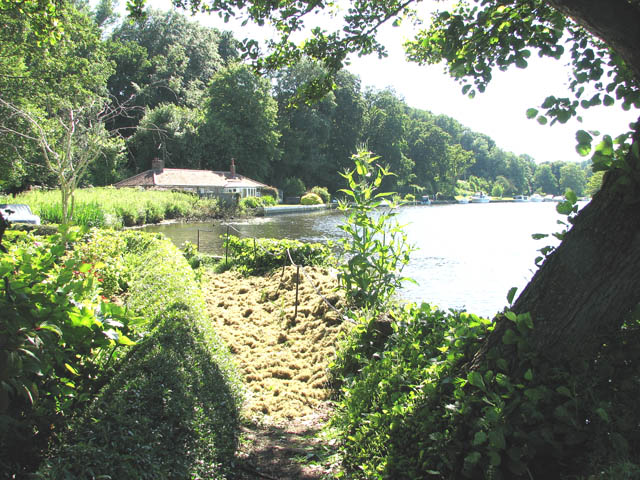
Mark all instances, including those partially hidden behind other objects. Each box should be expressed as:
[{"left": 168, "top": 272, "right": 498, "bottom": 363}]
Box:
[{"left": 144, "top": 202, "right": 578, "bottom": 317}]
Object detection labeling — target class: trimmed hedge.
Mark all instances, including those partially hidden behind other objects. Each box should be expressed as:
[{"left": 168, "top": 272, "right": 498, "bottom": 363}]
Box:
[
  {"left": 301, "top": 192, "right": 323, "bottom": 205},
  {"left": 38, "top": 232, "right": 243, "bottom": 479}
]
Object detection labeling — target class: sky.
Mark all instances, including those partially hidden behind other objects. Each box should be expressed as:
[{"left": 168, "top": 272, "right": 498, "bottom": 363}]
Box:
[{"left": 120, "top": 0, "right": 639, "bottom": 164}]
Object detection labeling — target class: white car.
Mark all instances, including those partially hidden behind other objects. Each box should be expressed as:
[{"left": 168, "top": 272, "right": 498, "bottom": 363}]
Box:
[{"left": 0, "top": 204, "right": 41, "bottom": 225}]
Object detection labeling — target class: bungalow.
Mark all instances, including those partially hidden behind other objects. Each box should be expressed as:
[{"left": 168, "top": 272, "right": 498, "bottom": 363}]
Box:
[{"left": 114, "top": 158, "right": 271, "bottom": 201}]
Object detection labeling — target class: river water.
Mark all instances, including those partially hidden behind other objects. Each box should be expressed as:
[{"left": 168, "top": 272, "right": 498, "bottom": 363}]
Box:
[{"left": 144, "top": 202, "right": 579, "bottom": 317}]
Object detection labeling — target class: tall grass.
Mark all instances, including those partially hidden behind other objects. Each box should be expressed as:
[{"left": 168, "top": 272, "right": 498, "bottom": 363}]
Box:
[{"left": 0, "top": 187, "right": 225, "bottom": 227}]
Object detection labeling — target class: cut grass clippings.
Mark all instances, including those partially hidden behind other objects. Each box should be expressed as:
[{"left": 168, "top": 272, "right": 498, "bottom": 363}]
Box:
[{"left": 203, "top": 265, "right": 348, "bottom": 422}]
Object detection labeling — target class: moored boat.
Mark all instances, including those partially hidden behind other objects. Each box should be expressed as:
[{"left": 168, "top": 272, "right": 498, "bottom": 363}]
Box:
[
  {"left": 471, "top": 192, "right": 491, "bottom": 203},
  {"left": 514, "top": 195, "right": 529, "bottom": 202}
]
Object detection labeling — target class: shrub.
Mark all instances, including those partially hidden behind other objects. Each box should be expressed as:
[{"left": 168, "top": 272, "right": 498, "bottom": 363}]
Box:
[
  {"left": 260, "top": 186, "right": 279, "bottom": 200},
  {"left": 37, "top": 233, "right": 242, "bottom": 479},
  {"left": 310, "top": 186, "right": 330, "bottom": 203},
  {"left": 332, "top": 298, "right": 640, "bottom": 480},
  {"left": 281, "top": 177, "right": 306, "bottom": 197},
  {"left": 239, "top": 196, "right": 263, "bottom": 210},
  {"left": 404, "top": 193, "right": 416, "bottom": 202},
  {"left": 260, "top": 194, "right": 278, "bottom": 206},
  {"left": 222, "top": 234, "right": 331, "bottom": 275},
  {"left": 301, "top": 192, "right": 323, "bottom": 205},
  {"left": 0, "top": 227, "right": 142, "bottom": 475}
]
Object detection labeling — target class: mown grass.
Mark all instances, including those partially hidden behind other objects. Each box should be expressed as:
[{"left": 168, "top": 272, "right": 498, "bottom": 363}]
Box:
[{"left": 0, "top": 187, "right": 230, "bottom": 227}]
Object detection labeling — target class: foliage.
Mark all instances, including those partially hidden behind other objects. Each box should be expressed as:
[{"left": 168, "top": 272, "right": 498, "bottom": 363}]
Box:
[
  {"left": 337, "top": 148, "right": 414, "bottom": 311},
  {"left": 222, "top": 234, "right": 331, "bottom": 275},
  {"left": 37, "top": 232, "right": 242, "bottom": 479},
  {"left": 331, "top": 302, "right": 640, "bottom": 479},
  {"left": 310, "top": 185, "right": 331, "bottom": 203},
  {"left": 0, "top": 226, "right": 144, "bottom": 475},
  {"left": 0, "top": 187, "right": 222, "bottom": 227},
  {"left": 200, "top": 63, "right": 280, "bottom": 181},
  {"left": 181, "top": 240, "right": 220, "bottom": 270},
  {"left": 301, "top": 192, "right": 323, "bottom": 205},
  {"left": 260, "top": 185, "right": 279, "bottom": 200},
  {"left": 281, "top": 176, "right": 306, "bottom": 198}
]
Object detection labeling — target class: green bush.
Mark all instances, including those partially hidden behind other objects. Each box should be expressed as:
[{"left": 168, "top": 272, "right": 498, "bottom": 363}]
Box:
[
  {"left": 301, "top": 192, "right": 323, "bottom": 205},
  {"left": 281, "top": 177, "right": 306, "bottom": 198},
  {"left": 37, "top": 232, "right": 242, "bottom": 479},
  {"left": 332, "top": 304, "right": 640, "bottom": 479},
  {"left": 260, "top": 194, "right": 278, "bottom": 206},
  {"left": 310, "top": 186, "right": 330, "bottom": 203},
  {"left": 0, "top": 227, "right": 143, "bottom": 475},
  {"left": 260, "top": 186, "right": 279, "bottom": 200},
  {"left": 223, "top": 234, "right": 331, "bottom": 275}
]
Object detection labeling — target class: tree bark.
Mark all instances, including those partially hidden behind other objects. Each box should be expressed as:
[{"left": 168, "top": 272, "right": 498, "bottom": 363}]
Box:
[
  {"left": 478, "top": 131, "right": 640, "bottom": 362},
  {"left": 545, "top": 0, "right": 640, "bottom": 81}
]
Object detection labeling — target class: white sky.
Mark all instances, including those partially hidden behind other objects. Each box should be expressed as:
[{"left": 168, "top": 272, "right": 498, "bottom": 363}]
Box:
[{"left": 125, "top": 0, "right": 639, "bottom": 164}]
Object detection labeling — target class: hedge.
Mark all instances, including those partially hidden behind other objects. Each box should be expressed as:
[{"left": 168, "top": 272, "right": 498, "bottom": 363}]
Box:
[{"left": 37, "top": 231, "right": 243, "bottom": 479}]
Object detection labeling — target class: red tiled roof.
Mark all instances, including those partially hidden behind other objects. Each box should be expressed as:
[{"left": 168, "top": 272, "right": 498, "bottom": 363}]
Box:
[{"left": 115, "top": 168, "right": 268, "bottom": 189}]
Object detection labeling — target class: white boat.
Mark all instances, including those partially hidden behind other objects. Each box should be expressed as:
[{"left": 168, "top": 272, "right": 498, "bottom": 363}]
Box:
[
  {"left": 530, "top": 194, "right": 543, "bottom": 202},
  {"left": 552, "top": 195, "right": 565, "bottom": 202},
  {"left": 471, "top": 192, "right": 490, "bottom": 203},
  {"left": 543, "top": 194, "right": 555, "bottom": 202},
  {"left": 457, "top": 197, "right": 470, "bottom": 204},
  {"left": 514, "top": 195, "right": 529, "bottom": 202}
]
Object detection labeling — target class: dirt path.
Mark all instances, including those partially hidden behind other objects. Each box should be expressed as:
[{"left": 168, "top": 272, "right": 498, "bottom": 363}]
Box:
[{"left": 202, "top": 266, "right": 347, "bottom": 479}]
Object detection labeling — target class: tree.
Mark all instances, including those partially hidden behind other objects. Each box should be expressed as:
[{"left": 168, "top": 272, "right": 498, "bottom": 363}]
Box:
[
  {"left": 273, "top": 59, "right": 337, "bottom": 186},
  {"left": 558, "top": 162, "right": 587, "bottom": 195},
  {"left": 127, "top": 103, "right": 204, "bottom": 171},
  {"left": 362, "top": 89, "right": 413, "bottom": 191},
  {"left": 0, "top": 97, "right": 126, "bottom": 224},
  {"left": 106, "top": 9, "right": 228, "bottom": 137},
  {"left": 532, "top": 163, "right": 559, "bottom": 194},
  {"left": 0, "top": 4, "right": 116, "bottom": 191},
  {"left": 199, "top": 63, "right": 280, "bottom": 181}
]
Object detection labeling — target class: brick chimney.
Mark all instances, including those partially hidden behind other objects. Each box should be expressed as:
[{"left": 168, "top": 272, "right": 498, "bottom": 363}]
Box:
[
  {"left": 151, "top": 157, "right": 164, "bottom": 173},
  {"left": 230, "top": 158, "right": 236, "bottom": 177}
]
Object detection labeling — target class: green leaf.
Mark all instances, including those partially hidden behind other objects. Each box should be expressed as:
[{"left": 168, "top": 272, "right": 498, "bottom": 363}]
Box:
[
  {"left": 526, "top": 108, "right": 538, "bottom": 119},
  {"left": 504, "top": 311, "right": 517, "bottom": 322},
  {"left": 595, "top": 407, "right": 610, "bottom": 423},
  {"left": 506, "top": 287, "right": 517, "bottom": 305},
  {"left": 502, "top": 328, "right": 518, "bottom": 345},
  {"left": 464, "top": 451, "right": 482, "bottom": 466},
  {"left": 468, "top": 371, "right": 486, "bottom": 390},
  {"left": 524, "top": 368, "right": 533, "bottom": 381},
  {"left": 472, "top": 431, "right": 488, "bottom": 446},
  {"left": 65, "top": 363, "right": 79, "bottom": 376},
  {"left": 576, "top": 129, "right": 592, "bottom": 144}
]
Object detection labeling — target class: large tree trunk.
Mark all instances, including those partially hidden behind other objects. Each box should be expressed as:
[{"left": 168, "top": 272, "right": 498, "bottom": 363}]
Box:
[{"left": 479, "top": 132, "right": 640, "bottom": 362}]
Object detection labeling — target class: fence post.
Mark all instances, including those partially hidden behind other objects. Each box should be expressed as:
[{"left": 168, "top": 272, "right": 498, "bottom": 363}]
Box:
[
  {"left": 253, "top": 238, "right": 257, "bottom": 266},
  {"left": 225, "top": 225, "right": 229, "bottom": 264},
  {"left": 294, "top": 265, "right": 300, "bottom": 322},
  {"left": 197, "top": 229, "right": 200, "bottom": 251}
]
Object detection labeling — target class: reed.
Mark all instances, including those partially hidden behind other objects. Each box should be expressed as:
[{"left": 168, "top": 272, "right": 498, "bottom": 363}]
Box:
[{"left": 0, "top": 187, "right": 209, "bottom": 227}]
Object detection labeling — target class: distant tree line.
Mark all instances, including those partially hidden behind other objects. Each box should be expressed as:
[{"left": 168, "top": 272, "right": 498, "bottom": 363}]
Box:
[{"left": 1, "top": 3, "right": 597, "bottom": 199}]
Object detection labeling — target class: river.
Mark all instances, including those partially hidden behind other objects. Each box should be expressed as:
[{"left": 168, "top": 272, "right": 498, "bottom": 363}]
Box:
[{"left": 143, "top": 201, "right": 579, "bottom": 317}]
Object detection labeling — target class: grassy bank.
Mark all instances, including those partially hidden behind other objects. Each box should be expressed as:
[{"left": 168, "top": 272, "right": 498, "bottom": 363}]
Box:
[{"left": 0, "top": 187, "right": 271, "bottom": 227}]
